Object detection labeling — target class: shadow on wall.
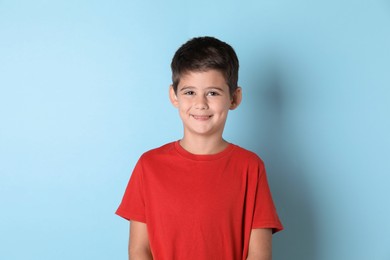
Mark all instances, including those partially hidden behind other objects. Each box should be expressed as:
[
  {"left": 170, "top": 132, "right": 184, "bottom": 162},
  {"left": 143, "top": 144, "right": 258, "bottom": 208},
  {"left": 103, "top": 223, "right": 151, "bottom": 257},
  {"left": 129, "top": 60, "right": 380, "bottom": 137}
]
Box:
[{"left": 250, "top": 57, "right": 318, "bottom": 260}]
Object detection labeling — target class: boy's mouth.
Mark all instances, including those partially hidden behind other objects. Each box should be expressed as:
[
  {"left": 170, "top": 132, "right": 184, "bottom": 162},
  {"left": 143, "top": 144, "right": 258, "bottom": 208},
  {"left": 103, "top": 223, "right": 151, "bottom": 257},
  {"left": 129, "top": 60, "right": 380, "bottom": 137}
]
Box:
[{"left": 191, "top": 115, "right": 212, "bottom": 120}]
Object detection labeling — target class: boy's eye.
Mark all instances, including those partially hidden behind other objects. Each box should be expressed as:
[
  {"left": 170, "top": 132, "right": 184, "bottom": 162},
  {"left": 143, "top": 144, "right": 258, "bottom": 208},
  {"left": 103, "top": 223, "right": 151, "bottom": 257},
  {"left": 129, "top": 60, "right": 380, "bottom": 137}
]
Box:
[
  {"left": 207, "top": 91, "right": 220, "bottom": 96},
  {"left": 184, "top": 91, "right": 195, "bottom": 95}
]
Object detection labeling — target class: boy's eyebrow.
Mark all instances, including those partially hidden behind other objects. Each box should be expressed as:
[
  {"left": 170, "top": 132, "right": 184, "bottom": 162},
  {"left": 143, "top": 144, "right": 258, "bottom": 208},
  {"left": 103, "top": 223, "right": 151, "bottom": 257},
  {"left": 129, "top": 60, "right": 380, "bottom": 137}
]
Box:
[
  {"left": 179, "top": 86, "right": 226, "bottom": 92},
  {"left": 206, "top": 86, "right": 225, "bottom": 92},
  {"left": 179, "top": 86, "right": 195, "bottom": 91}
]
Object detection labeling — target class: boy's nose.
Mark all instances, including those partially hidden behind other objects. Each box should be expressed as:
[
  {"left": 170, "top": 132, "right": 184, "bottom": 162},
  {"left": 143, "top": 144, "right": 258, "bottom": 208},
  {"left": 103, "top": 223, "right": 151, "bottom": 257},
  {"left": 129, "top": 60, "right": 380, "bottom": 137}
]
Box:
[{"left": 194, "top": 95, "right": 209, "bottom": 110}]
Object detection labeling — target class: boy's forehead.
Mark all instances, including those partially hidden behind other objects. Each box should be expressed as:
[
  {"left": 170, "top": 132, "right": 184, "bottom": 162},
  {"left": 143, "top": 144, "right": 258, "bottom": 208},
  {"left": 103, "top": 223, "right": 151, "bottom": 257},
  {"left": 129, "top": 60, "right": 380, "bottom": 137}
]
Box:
[
  {"left": 181, "top": 68, "right": 223, "bottom": 76},
  {"left": 178, "top": 69, "right": 228, "bottom": 86}
]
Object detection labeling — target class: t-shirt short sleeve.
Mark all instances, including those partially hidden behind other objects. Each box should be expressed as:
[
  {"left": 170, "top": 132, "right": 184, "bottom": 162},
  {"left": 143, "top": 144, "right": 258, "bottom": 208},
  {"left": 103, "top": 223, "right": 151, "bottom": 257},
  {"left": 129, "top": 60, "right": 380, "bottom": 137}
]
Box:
[
  {"left": 251, "top": 161, "right": 283, "bottom": 233},
  {"left": 116, "top": 158, "right": 146, "bottom": 223}
]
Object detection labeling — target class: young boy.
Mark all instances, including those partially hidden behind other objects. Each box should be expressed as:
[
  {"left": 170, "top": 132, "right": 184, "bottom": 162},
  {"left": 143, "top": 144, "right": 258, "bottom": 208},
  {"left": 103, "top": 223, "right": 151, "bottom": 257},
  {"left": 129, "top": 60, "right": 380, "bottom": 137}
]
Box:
[{"left": 116, "top": 36, "right": 283, "bottom": 260}]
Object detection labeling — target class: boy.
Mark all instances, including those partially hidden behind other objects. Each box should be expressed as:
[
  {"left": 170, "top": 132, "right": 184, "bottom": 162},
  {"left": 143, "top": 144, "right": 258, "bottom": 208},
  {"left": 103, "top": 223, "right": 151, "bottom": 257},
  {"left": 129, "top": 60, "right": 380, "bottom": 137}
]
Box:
[{"left": 116, "top": 36, "right": 283, "bottom": 260}]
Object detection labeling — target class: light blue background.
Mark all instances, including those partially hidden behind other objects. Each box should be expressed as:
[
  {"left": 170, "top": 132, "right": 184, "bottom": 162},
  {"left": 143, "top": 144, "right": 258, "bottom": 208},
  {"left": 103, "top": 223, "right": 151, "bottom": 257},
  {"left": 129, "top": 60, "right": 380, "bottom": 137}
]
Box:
[{"left": 1, "top": 0, "right": 389, "bottom": 259}]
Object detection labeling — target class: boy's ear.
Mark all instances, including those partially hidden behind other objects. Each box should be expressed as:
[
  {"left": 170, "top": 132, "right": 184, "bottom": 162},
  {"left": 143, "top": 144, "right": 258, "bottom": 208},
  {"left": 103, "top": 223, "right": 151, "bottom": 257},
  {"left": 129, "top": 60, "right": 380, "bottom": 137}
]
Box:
[
  {"left": 230, "top": 87, "right": 242, "bottom": 110},
  {"left": 169, "top": 85, "right": 179, "bottom": 108}
]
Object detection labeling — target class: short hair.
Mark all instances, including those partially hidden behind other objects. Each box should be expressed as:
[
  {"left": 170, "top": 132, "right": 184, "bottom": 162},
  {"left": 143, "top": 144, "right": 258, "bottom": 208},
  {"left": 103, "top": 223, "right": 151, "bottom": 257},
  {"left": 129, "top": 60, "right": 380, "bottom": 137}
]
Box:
[{"left": 171, "top": 36, "right": 239, "bottom": 96}]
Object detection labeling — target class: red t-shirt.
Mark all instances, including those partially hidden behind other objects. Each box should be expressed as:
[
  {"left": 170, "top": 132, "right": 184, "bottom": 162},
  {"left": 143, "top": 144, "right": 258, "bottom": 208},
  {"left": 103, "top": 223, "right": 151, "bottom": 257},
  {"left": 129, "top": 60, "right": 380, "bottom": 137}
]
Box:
[{"left": 116, "top": 141, "right": 283, "bottom": 260}]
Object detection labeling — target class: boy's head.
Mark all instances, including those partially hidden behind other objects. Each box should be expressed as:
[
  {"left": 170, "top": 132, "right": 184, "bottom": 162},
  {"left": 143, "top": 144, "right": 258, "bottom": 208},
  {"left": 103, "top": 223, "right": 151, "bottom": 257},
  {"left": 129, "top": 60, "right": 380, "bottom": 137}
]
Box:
[{"left": 171, "top": 36, "right": 239, "bottom": 97}]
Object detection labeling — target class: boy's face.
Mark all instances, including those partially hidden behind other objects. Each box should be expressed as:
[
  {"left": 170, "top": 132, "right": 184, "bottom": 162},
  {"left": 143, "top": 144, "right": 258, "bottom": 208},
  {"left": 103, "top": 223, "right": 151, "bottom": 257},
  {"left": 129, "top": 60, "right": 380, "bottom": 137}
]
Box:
[{"left": 169, "top": 69, "right": 241, "bottom": 139}]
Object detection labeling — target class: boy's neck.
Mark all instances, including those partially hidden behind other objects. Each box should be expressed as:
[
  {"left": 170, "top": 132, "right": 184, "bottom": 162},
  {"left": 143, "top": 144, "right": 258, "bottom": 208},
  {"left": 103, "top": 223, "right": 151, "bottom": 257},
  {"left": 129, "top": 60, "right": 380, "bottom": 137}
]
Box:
[{"left": 179, "top": 136, "right": 229, "bottom": 155}]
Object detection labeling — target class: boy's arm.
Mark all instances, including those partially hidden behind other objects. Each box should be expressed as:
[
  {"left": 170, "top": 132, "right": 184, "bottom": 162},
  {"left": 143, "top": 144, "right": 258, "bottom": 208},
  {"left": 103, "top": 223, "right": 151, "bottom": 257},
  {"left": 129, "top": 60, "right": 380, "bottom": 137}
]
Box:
[
  {"left": 128, "top": 221, "right": 153, "bottom": 260},
  {"left": 246, "top": 228, "right": 273, "bottom": 260}
]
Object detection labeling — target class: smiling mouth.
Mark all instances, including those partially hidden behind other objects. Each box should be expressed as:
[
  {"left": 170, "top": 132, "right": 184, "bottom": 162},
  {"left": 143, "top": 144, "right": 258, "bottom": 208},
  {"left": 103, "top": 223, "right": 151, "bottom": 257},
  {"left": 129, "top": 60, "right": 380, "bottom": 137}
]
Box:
[{"left": 191, "top": 115, "right": 212, "bottom": 120}]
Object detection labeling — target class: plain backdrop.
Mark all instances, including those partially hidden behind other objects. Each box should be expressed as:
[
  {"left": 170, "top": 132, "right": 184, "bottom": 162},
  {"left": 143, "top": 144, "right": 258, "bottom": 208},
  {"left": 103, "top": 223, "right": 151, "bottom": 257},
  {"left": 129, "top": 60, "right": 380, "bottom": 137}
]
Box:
[{"left": 1, "top": 0, "right": 389, "bottom": 259}]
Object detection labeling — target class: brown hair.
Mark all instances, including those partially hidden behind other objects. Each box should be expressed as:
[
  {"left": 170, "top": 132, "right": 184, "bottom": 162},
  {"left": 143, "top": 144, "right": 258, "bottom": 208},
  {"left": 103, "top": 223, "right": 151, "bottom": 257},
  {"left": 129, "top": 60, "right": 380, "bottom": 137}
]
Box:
[{"left": 171, "top": 36, "right": 239, "bottom": 96}]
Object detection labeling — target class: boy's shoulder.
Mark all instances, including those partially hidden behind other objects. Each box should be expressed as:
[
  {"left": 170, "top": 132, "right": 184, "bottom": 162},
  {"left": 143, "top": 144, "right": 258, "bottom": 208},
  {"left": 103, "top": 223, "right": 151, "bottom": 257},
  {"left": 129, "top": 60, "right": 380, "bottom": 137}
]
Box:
[{"left": 231, "top": 143, "right": 264, "bottom": 163}]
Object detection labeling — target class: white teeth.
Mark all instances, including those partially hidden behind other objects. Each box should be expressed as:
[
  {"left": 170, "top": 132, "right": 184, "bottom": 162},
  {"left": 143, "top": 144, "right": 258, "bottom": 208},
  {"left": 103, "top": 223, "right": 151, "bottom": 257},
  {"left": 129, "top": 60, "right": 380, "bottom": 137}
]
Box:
[{"left": 192, "top": 115, "right": 211, "bottom": 119}]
